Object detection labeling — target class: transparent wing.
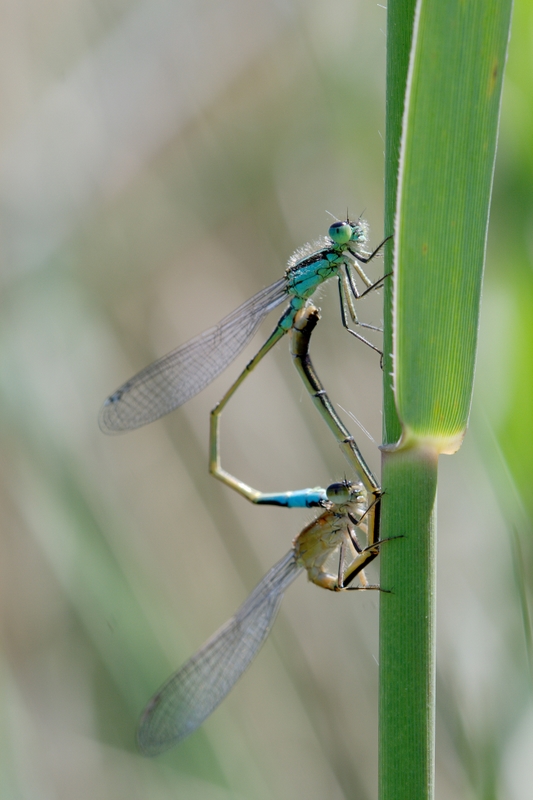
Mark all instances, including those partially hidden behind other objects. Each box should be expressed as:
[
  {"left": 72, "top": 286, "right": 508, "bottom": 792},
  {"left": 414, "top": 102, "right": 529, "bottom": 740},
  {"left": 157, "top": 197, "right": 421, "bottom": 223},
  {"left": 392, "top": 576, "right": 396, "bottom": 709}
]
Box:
[
  {"left": 100, "top": 278, "right": 288, "bottom": 432},
  {"left": 138, "top": 551, "right": 301, "bottom": 755}
]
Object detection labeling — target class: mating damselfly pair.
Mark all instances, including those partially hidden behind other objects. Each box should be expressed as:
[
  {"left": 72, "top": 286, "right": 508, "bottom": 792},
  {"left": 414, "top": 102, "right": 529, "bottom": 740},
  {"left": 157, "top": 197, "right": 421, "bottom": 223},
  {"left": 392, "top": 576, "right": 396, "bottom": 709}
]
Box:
[{"left": 100, "top": 218, "right": 391, "bottom": 754}]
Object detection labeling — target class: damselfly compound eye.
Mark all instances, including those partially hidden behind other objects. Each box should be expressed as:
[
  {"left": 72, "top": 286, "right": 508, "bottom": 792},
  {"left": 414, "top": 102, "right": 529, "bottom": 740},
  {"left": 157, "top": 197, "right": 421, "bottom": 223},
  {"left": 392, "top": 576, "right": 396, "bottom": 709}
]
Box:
[
  {"left": 326, "top": 481, "right": 352, "bottom": 504},
  {"left": 328, "top": 221, "right": 352, "bottom": 246}
]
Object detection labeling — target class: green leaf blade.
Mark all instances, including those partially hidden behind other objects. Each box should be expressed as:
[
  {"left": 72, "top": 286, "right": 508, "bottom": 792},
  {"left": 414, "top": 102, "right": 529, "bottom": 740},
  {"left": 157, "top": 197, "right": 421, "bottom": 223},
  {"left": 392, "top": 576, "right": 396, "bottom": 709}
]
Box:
[{"left": 394, "top": 0, "right": 513, "bottom": 448}]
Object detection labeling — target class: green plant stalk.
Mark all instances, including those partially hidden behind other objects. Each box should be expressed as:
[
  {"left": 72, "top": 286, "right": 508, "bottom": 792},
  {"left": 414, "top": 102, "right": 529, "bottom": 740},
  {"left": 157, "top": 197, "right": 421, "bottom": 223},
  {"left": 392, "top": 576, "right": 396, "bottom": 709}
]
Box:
[
  {"left": 379, "top": 0, "right": 512, "bottom": 798},
  {"left": 381, "top": 4, "right": 434, "bottom": 797},
  {"left": 379, "top": 447, "right": 437, "bottom": 800},
  {"left": 379, "top": 0, "right": 424, "bottom": 800}
]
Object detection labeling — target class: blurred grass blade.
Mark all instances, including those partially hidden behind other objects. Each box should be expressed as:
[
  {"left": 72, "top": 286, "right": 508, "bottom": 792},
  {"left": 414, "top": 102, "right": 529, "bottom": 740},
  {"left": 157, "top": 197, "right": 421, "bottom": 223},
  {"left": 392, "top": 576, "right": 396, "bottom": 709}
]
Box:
[{"left": 393, "top": 0, "right": 513, "bottom": 453}]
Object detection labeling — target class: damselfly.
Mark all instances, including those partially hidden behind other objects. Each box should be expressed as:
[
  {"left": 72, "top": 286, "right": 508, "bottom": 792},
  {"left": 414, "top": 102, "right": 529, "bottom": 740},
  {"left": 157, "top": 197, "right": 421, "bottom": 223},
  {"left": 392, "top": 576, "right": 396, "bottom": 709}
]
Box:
[
  {"left": 100, "top": 219, "right": 388, "bottom": 436},
  {"left": 137, "top": 304, "right": 385, "bottom": 755}
]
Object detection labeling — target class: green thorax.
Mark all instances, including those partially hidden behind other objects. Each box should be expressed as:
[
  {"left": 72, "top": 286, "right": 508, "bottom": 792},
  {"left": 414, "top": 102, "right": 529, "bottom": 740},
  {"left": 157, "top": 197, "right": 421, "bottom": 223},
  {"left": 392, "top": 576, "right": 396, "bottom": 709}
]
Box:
[{"left": 284, "top": 219, "right": 368, "bottom": 301}]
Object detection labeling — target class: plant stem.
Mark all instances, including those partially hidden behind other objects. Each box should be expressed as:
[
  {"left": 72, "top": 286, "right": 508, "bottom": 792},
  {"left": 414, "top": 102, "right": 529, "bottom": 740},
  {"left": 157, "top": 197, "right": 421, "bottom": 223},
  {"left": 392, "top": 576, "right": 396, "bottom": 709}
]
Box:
[
  {"left": 378, "top": 0, "right": 512, "bottom": 795},
  {"left": 379, "top": 446, "right": 437, "bottom": 800}
]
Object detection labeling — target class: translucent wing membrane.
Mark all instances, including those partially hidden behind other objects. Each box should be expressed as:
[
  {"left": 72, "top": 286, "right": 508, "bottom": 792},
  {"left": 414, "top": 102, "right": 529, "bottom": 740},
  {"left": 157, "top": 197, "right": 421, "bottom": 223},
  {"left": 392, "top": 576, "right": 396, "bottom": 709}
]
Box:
[
  {"left": 100, "top": 278, "right": 288, "bottom": 432},
  {"left": 138, "top": 551, "right": 301, "bottom": 755}
]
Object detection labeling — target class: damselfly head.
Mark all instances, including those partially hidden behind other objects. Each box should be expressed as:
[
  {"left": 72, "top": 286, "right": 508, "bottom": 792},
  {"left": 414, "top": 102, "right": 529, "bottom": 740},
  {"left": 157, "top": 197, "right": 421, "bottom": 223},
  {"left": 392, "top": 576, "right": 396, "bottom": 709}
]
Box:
[
  {"left": 326, "top": 479, "right": 365, "bottom": 506},
  {"left": 328, "top": 219, "right": 368, "bottom": 247}
]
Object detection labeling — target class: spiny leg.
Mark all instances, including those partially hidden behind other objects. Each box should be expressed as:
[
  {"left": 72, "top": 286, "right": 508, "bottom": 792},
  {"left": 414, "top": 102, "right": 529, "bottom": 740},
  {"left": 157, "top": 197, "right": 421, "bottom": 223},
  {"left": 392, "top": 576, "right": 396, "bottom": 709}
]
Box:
[
  {"left": 343, "top": 262, "right": 389, "bottom": 310},
  {"left": 315, "top": 528, "right": 380, "bottom": 592},
  {"left": 344, "top": 234, "right": 391, "bottom": 301},
  {"left": 342, "top": 233, "right": 392, "bottom": 352},
  {"left": 349, "top": 234, "right": 392, "bottom": 265},
  {"left": 342, "top": 513, "right": 403, "bottom": 590},
  {"left": 338, "top": 272, "right": 384, "bottom": 356},
  {"left": 339, "top": 500, "right": 382, "bottom": 590}
]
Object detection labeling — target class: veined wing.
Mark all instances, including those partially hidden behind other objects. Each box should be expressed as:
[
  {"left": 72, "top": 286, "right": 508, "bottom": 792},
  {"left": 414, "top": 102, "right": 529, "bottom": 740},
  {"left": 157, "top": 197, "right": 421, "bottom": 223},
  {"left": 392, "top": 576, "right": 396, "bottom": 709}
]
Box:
[
  {"left": 100, "top": 278, "right": 288, "bottom": 432},
  {"left": 138, "top": 551, "right": 301, "bottom": 755}
]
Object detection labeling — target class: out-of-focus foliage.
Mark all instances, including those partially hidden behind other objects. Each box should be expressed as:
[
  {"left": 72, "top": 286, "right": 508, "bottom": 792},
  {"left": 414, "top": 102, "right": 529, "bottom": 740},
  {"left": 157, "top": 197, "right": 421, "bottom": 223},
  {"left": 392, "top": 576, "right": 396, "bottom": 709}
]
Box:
[{"left": 0, "top": 1, "right": 531, "bottom": 799}]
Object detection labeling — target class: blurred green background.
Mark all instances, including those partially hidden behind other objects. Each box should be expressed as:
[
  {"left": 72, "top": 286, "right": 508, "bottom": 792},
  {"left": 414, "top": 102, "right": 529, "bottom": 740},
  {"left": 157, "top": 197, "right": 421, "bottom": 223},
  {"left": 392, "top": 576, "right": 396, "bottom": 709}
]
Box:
[{"left": 0, "top": 1, "right": 532, "bottom": 798}]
